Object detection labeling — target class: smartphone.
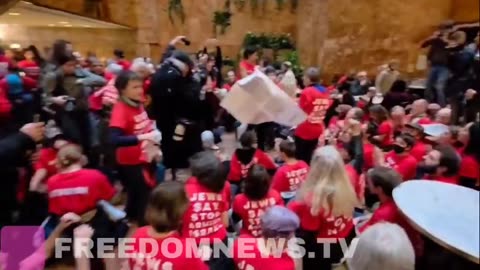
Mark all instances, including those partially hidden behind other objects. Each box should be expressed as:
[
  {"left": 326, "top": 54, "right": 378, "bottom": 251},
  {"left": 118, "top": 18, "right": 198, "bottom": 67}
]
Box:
[
  {"left": 33, "top": 114, "right": 41, "bottom": 123},
  {"left": 181, "top": 37, "right": 191, "bottom": 46}
]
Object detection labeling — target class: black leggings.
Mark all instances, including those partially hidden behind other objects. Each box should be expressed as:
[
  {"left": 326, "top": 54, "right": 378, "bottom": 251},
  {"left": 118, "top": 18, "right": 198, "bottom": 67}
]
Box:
[{"left": 117, "top": 165, "right": 152, "bottom": 226}]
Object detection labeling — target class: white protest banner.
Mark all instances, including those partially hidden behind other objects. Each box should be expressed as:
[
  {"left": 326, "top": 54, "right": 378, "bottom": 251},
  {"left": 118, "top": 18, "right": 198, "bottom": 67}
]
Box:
[{"left": 220, "top": 70, "right": 307, "bottom": 126}]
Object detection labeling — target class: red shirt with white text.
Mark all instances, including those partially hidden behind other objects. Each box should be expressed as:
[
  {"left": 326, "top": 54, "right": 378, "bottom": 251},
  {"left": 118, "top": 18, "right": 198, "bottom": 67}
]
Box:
[
  {"left": 272, "top": 161, "right": 309, "bottom": 193},
  {"left": 47, "top": 169, "right": 115, "bottom": 216},
  {"left": 233, "top": 190, "right": 283, "bottom": 237},
  {"left": 110, "top": 101, "right": 154, "bottom": 165},
  {"left": 182, "top": 177, "right": 230, "bottom": 242},
  {"left": 128, "top": 226, "right": 209, "bottom": 270}
]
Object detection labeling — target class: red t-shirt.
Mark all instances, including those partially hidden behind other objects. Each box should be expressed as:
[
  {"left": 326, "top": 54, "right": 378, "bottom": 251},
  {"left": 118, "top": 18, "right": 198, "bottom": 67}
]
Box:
[
  {"left": 359, "top": 199, "right": 424, "bottom": 256},
  {"left": 410, "top": 141, "right": 428, "bottom": 162},
  {"left": 460, "top": 155, "right": 480, "bottom": 185},
  {"left": 128, "top": 226, "right": 209, "bottom": 270},
  {"left": 34, "top": 148, "right": 58, "bottom": 179},
  {"left": 18, "top": 60, "right": 41, "bottom": 80},
  {"left": 228, "top": 149, "right": 276, "bottom": 182},
  {"left": 232, "top": 235, "right": 296, "bottom": 270},
  {"left": 110, "top": 101, "right": 154, "bottom": 165},
  {"left": 295, "top": 86, "right": 332, "bottom": 140},
  {"left": 47, "top": 169, "right": 115, "bottom": 216},
  {"left": 288, "top": 200, "right": 354, "bottom": 238},
  {"left": 384, "top": 152, "right": 417, "bottom": 181},
  {"left": 182, "top": 177, "right": 230, "bottom": 242},
  {"left": 272, "top": 161, "right": 309, "bottom": 193},
  {"left": 363, "top": 142, "right": 375, "bottom": 171},
  {"left": 117, "top": 59, "right": 132, "bottom": 70},
  {"left": 239, "top": 60, "right": 256, "bottom": 77},
  {"left": 233, "top": 190, "right": 283, "bottom": 237},
  {"left": 426, "top": 174, "right": 459, "bottom": 185},
  {"left": 417, "top": 117, "right": 433, "bottom": 125},
  {"left": 377, "top": 120, "right": 394, "bottom": 147}
]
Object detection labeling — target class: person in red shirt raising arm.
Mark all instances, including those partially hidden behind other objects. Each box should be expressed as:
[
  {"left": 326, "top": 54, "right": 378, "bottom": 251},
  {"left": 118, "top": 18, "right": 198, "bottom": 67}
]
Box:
[
  {"left": 288, "top": 146, "right": 359, "bottom": 270},
  {"left": 232, "top": 165, "right": 283, "bottom": 237},
  {"left": 294, "top": 67, "right": 331, "bottom": 163},
  {"left": 128, "top": 182, "right": 209, "bottom": 270},
  {"left": 109, "top": 71, "right": 161, "bottom": 225},
  {"left": 368, "top": 104, "right": 394, "bottom": 150}
]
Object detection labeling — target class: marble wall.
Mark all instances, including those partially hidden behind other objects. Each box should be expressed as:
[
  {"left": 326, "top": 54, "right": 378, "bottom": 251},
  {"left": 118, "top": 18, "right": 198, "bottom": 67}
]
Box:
[
  {"left": 6, "top": 0, "right": 479, "bottom": 79},
  {"left": 0, "top": 24, "right": 136, "bottom": 59}
]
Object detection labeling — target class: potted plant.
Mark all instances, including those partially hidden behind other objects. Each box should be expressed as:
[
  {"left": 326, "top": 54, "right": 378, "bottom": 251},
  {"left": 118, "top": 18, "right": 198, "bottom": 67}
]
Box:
[{"left": 213, "top": 10, "right": 232, "bottom": 35}]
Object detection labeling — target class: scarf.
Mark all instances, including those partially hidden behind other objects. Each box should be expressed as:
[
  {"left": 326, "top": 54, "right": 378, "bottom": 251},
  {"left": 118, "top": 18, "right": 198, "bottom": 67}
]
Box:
[{"left": 120, "top": 96, "right": 141, "bottom": 108}]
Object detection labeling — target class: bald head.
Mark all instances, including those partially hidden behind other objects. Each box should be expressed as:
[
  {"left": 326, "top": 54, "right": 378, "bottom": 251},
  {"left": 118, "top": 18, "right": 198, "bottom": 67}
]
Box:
[
  {"left": 411, "top": 99, "right": 428, "bottom": 116},
  {"left": 436, "top": 108, "right": 452, "bottom": 125}
]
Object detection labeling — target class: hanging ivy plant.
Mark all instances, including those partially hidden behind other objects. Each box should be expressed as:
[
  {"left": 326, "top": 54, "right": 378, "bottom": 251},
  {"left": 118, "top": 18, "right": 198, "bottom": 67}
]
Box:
[
  {"left": 275, "top": 0, "right": 285, "bottom": 10},
  {"left": 213, "top": 11, "right": 232, "bottom": 35},
  {"left": 290, "top": 0, "right": 298, "bottom": 12},
  {"left": 242, "top": 32, "right": 295, "bottom": 50},
  {"left": 233, "top": 0, "right": 247, "bottom": 10},
  {"left": 168, "top": 0, "right": 185, "bottom": 24}
]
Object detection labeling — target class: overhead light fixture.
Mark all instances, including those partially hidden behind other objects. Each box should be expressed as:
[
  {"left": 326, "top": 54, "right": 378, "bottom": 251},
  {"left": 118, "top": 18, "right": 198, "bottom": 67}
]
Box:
[
  {"left": 10, "top": 43, "right": 22, "bottom": 49},
  {"left": 8, "top": 12, "right": 21, "bottom": 16},
  {"left": 48, "top": 24, "right": 55, "bottom": 27},
  {"left": 59, "top": 21, "right": 69, "bottom": 24},
  {"left": 64, "top": 25, "right": 72, "bottom": 27},
  {"left": 82, "top": 25, "right": 91, "bottom": 28}
]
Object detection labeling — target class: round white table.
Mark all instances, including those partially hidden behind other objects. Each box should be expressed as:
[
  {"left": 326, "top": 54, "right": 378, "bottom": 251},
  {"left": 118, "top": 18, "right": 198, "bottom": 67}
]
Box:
[{"left": 393, "top": 180, "right": 479, "bottom": 264}]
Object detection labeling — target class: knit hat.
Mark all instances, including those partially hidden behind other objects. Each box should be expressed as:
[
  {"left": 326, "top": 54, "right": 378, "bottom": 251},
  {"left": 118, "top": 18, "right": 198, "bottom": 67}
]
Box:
[{"left": 261, "top": 206, "right": 299, "bottom": 237}]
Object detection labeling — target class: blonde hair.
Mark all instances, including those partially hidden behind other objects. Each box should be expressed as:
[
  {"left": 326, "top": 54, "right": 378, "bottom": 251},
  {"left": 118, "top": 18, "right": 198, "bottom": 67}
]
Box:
[
  {"left": 347, "top": 223, "right": 415, "bottom": 270},
  {"left": 56, "top": 144, "right": 83, "bottom": 169},
  {"left": 297, "top": 146, "right": 358, "bottom": 217}
]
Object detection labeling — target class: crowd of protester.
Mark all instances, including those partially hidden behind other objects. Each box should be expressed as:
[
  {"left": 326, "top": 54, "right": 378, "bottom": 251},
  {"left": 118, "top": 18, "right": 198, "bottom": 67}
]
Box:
[{"left": 0, "top": 19, "right": 479, "bottom": 270}]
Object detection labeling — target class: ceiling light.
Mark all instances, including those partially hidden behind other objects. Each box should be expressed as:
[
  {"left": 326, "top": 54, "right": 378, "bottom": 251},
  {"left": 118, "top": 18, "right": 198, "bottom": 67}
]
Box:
[
  {"left": 64, "top": 25, "right": 72, "bottom": 27},
  {"left": 48, "top": 24, "right": 55, "bottom": 27},
  {"left": 82, "top": 25, "right": 91, "bottom": 28},
  {"left": 10, "top": 44, "right": 22, "bottom": 49},
  {"left": 59, "top": 21, "right": 69, "bottom": 24},
  {"left": 8, "top": 12, "right": 21, "bottom": 16}
]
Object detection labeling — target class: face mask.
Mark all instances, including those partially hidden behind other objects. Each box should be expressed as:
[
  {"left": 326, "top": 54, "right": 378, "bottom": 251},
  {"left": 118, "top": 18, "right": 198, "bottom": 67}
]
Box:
[
  {"left": 393, "top": 145, "right": 406, "bottom": 154},
  {"left": 452, "top": 141, "right": 464, "bottom": 148},
  {"left": 418, "top": 164, "right": 438, "bottom": 175}
]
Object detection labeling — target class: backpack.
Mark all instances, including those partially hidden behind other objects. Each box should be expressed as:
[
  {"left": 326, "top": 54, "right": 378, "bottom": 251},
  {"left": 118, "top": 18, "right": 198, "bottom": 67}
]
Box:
[{"left": 5, "top": 74, "right": 33, "bottom": 103}]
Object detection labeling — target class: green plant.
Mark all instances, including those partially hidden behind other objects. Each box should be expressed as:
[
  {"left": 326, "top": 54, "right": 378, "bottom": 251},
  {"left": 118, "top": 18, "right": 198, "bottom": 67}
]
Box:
[
  {"left": 233, "top": 0, "right": 247, "bottom": 10},
  {"left": 250, "top": 0, "right": 258, "bottom": 11},
  {"left": 242, "top": 32, "right": 294, "bottom": 50},
  {"left": 213, "top": 11, "right": 232, "bottom": 35},
  {"left": 168, "top": 0, "right": 185, "bottom": 24},
  {"left": 275, "top": 0, "right": 285, "bottom": 10},
  {"left": 290, "top": 0, "right": 298, "bottom": 12}
]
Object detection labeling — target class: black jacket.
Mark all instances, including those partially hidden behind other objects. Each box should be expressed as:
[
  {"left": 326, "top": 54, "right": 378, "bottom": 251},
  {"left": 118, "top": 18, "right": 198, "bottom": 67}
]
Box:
[{"left": 149, "top": 60, "right": 203, "bottom": 168}]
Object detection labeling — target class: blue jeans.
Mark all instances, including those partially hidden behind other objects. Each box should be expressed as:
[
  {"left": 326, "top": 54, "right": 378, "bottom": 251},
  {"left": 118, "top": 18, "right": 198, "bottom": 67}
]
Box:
[{"left": 426, "top": 65, "right": 449, "bottom": 106}]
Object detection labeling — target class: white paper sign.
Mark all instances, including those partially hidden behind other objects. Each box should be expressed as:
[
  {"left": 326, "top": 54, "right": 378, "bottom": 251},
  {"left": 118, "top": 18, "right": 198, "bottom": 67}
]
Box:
[{"left": 220, "top": 70, "right": 307, "bottom": 126}]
